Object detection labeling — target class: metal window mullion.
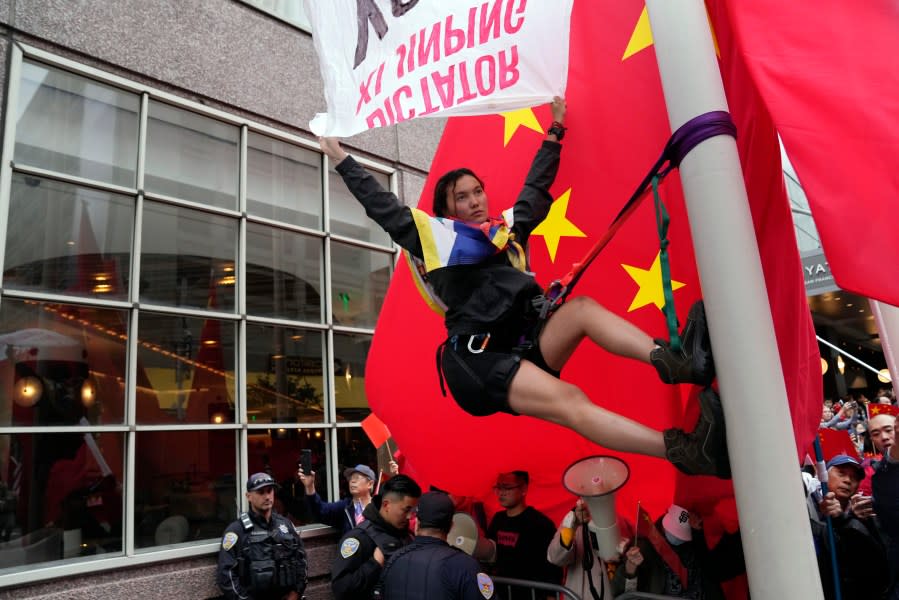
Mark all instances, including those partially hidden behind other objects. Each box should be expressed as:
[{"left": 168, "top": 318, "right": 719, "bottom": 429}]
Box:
[
  {"left": 0, "top": 288, "right": 132, "bottom": 310},
  {"left": 9, "top": 164, "right": 138, "bottom": 196},
  {"left": 124, "top": 426, "right": 136, "bottom": 557},
  {"left": 328, "top": 426, "right": 339, "bottom": 502},
  {"left": 0, "top": 45, "right": 24, "bottom": 283},
  {"left": 246, "top": 315, "right": 329, "bottom": 331}
]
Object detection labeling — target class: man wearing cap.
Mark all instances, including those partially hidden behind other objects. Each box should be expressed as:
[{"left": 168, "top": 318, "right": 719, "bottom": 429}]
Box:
[
  {"left": 807, "top": 454, "right": 889, "bottom": 600},
  {"left": 217, "top": 473, "right": 307, "bottom": 600},
  {"left": 871, "top": 411, "right": 899, "bottom": 599},
  {"left": 331, "top": 474, "right": 421, "bottom": 600},
  {"left": 377, "top": 491, "right": 495, "bottom": 599},
  {"left": 298, "top": 463, "right": 375, "bottom": 535}
]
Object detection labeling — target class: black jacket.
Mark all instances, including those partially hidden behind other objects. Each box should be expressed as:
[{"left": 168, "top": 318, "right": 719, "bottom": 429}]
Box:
[
  {"left": 335, "top": 140, "right": 561, "bottom": 338},
  {"left": 330, "top": 497, "right": 413, "bottom": 600},
  {"left": 379, "top": 535, "right": 494, "bottom": 600}
]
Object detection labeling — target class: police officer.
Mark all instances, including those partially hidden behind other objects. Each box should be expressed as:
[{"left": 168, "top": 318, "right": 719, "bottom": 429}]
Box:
[
  {"left": 379, "top": 491, "right": 495, "bottom": 599},
  {"left": 217, "top": 472, "right": 307, "bottom": 600},
  {"left": 330, "top": 474, "right": 421, "bottom": 600}
]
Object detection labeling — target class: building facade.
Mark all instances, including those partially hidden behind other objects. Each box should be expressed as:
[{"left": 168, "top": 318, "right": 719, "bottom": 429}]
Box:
[{"left": 0, "top": 1, "right": 444, "bottom": 596}]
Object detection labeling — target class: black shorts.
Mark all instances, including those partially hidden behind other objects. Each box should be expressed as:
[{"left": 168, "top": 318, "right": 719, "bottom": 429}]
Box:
[{"left": 439, "top": 334, "right": 561, "bottom": 417}]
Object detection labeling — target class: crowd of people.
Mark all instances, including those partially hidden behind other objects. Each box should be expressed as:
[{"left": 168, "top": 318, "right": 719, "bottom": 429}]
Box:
[{"left": 807, "top": 388, "right": 899, "bottom": 600}]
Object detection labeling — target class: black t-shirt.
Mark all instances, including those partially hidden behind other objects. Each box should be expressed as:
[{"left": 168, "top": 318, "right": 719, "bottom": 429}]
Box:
[{"left": 487, "top": 506, "right": 562, "bottom": 587}]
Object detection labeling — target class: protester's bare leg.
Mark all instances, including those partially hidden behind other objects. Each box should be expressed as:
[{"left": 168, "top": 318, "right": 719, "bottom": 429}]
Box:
[
  {"left": 507, "top": 361, "right": 666, "bottom": 457},
  {"left": 538, "top": 296, "right": 655, "bottom": 370}
]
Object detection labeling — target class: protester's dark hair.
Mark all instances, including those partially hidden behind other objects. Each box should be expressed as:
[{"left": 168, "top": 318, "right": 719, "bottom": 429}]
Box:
[
  {"left": 432, "top": 168, "right": 484, "bottom": 217},
  {"left": 510, "top": 470, "right": 529, "bottom": 485},
  {"left": 381, "top": 474, "right": 422, "bottom": 501}
]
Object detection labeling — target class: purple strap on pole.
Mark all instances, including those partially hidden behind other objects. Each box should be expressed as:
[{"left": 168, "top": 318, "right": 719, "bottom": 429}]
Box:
[{"left": 664, "top": 110, "right": 737, "bottom": 169}]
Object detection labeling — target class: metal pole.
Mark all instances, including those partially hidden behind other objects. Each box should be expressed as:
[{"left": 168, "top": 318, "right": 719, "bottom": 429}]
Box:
[
  {"left": 643, "top": 2, "right": 823, "bottom": 598},
  {"left": 870, "top": 300, "right": 899, "bottom": 398}
]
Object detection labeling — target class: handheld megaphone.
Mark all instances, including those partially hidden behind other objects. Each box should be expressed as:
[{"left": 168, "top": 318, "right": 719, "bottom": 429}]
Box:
[
  {"left": 562, "top": 455, "right": 630, "bottom": 561},
  {"left": 448, "top": 512, "right": 496, "bottom": 561}
]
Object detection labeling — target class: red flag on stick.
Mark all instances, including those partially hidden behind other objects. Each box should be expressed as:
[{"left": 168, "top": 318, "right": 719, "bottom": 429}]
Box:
[{"left": 361, "top": 412, "right": 391, "bottom": 448}]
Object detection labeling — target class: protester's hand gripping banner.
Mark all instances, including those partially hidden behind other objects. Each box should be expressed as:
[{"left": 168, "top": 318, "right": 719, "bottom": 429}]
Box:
[{"left": 304, "top": 0, "right": 574, "bottom": 137}]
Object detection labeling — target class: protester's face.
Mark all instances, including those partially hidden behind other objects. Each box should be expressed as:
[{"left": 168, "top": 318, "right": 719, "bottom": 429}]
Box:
[
  {"left": 494, "top": 474, "right": 526, "bottom": 510},
  {"left": 382, "top": 495, "right": 418, "bottom": 530},
  {"left": 247, "top": 486, "right": 275, "bottom": 515},
  {"left": 879, "top": 397, "right": 893, "bottom": 405},
  {"left": 869, "top": 414, "right": 896, "bottom": 454},
  {"left": 822, "top": 406, "right": 833, "bottom": 421},
  {"left": 446, "top": 175, "right": 488, "bottom": 222},
  {"left": 828, "top": 466, "right": 861, "bottom": 501},
  {"left": 348, "top": 473, "right": 373, "bottom": 498}
]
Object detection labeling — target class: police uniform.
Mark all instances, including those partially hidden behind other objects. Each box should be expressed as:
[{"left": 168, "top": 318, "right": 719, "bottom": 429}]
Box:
[
  {"left": 217, "top": 476, "right": 307, "bottom": 600},
  {"left": 379, "top": 536, "right": 495, "bottom": 600},
  {"left": 331, "top": 497, "right": 413, "bottom": 600}
]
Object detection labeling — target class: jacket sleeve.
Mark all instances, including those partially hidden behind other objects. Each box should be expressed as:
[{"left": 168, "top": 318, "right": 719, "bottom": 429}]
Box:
[
  {"left": 546, "top": 527, "right": 576, "bottom": 567},
  {"left": 216, "top": 522, "right": 249, "bottom": 600},
  {"left": 330, "top": 531, "right": 383, "bottom": 600},
  {"left": 306, "top": 493, "right": 349, "bottom": 530},
  {"left": 510, "top": 140, "right": 562, "bottom": 245},
  {"left": 335, "top": 156, "right": 423, "bottom": 257}
]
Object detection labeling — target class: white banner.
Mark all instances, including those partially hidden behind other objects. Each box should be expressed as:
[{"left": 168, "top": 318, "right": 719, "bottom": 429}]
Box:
[{"left": 304, "top": 0, "right": 574, "bottom": 137}]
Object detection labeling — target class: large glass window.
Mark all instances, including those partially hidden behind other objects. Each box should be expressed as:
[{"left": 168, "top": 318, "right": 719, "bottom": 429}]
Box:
[
  {"left": 0, "top": 53, "right": 400, "bottom": 579},
  {"left": 15, "top": 62, "right": 139, "bottom": 187},
  {"left": 0, "top": 432, "right": 125, "bottom": 571},
  {"left": 330, "top": 242, "right": 392, "bottom": 329},
  {"left": 145, "top": 101, "right": 239, "bottom": 209},
  {"left": 4, "top": 174, "right": 133, "bottom": 301},
  {"left": 135, "top": 312, "right": 236, "bottom": 425},
  {"left": 245, "top": 223, "right": 323, "bottom": 322},
  {"left": 247, "top": 133, "right": 321, "bottom": 229},
  {"left": 329, "top": 168, "right": 393, "bottom": 246},
  {"left": 134, "top": 430, "right": 236, "bottom": 550},
  {"left": 333, "top": 332, "right": 373, "bottom": 421},
  {"left": 0, "top": 298, "right": 128, "bottom": 426},
  {"left": 139, "top": 201, "right": 238, "bottom": 312},
  {"left": 245, "top": 324, "right": 325, "bottom": 424},
  {"left": 247, "top": 428, "right": 327, "bottom": 525}
]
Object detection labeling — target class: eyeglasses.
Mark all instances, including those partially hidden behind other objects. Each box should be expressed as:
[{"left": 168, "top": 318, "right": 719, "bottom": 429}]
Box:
[{"left": 492, "top": 484, "right": 522, "bottom": 493}]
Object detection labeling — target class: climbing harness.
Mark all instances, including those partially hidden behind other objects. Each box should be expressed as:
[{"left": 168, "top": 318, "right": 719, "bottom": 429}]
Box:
[{"left": 540, "top": 110, "right": 737, "bottom": 349}]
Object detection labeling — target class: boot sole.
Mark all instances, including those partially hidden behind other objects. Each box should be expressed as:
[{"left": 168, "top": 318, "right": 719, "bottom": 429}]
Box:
[{"left": 684, "top": 301, "right": 715, "bottom": 386}]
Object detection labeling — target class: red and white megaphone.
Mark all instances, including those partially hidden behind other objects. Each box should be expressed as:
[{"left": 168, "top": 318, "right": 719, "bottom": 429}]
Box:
[{"left": 562, "top": 455, "right": 630, "bottom": 561}]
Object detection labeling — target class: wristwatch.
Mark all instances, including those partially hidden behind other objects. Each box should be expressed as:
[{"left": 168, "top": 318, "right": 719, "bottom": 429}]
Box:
[{"left": 547, "top": 121, "right": 567, "bottom": 141}]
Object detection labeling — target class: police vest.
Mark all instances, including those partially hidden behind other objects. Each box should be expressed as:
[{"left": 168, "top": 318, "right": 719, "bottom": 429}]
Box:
[
  {"left": 378, "top": 541, "right": 468, "bottom": 600},
  {"left": 238, "top": 512, "right": 306, "bottom": 595},
  {"left": 357, "top": 519, "right": 408, "bottom": 562}
]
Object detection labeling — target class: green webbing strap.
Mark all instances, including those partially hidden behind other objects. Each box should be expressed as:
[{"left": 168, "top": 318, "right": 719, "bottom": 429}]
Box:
[{"left": 652, "top": 175, "right": 681, "bottom": 352}]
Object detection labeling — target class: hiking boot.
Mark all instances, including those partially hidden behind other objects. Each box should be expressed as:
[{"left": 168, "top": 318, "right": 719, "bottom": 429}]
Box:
[
  {"left": 664, "top": 387, "right": 731, "bottom": 479},
  {"left": 650, "top": 300, "right": 715, "bottom": 385}
]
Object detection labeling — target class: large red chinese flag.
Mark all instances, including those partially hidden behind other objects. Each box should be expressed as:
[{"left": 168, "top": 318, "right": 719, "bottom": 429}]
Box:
[
  {"left": 725, "top": 0, "right": 899, "bottom": 306},
  {"left": 364, "top": 0, "right": 820, "bottom": 548}
]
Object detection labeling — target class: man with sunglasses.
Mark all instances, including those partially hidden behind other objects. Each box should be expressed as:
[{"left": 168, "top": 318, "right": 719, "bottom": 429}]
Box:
[{"left": 486, "top": 471, "right": 561, "bottom": 598}]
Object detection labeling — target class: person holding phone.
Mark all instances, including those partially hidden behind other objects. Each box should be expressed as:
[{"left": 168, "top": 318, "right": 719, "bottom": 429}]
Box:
[
  {"left": 806, "top": 455, "right": 890, "bottom": 600},
  {"left": 298, "top": 463, "right": 375, "bottom": 535}
]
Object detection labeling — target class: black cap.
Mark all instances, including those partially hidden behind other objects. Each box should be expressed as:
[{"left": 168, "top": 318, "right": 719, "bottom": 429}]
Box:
[
  {"left": 416, "top": 491, "right": 455, "bottom": 531},
  {"left": 246, "top": 472, "right": 279, "bottom": 492}
]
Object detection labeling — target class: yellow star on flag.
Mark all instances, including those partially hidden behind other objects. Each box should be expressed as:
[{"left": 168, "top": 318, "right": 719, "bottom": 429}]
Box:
[
  {"left": 500, "top": 107, "right": 543, "bottom": 147},
  {"left": 621, "top": 252, "right": 686, "bottom": 312},
  {"left": 623, "top": 6, "right": 720, "bottom": 61},
  {"left": 530, "top": 188, "right": 586, "bottom": 262}
]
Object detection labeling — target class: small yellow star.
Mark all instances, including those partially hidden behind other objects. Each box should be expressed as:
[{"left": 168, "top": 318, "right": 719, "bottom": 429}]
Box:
[
  {"left": 621, "top": 252, "right": 686, "bottom": 312},
  {"left": 500, "top": 107, "right": 543, "bottom": 147},
  {"left": 623, "top": 6, "right": 720, "bottom": 61},
  {"left": 530, "top": 188, "right": 586, "bottom": 262}
]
